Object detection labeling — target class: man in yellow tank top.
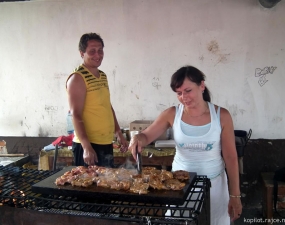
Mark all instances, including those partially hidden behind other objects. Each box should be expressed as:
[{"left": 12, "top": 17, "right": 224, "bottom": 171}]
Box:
[{"left": 66, "top": 33, "right": 128, "bottom": 167}]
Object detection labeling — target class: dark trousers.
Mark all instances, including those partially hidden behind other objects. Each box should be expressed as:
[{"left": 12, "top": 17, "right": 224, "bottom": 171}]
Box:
[{"left": 72, "top": 142, "right": 114, "bottom": 168}]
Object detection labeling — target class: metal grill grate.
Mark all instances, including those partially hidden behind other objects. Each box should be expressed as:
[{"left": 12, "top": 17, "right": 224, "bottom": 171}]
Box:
[{"left": 0, "top": 165, "right": 210, "bottom": 224}]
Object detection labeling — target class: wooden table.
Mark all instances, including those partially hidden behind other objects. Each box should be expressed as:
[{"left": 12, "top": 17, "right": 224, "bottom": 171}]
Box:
[
  {"left": 113, "top": 146, "right": 175, "bottom": 169},
  {"left": 261, "top": 172, "right": 285, "bottom": 223},
  {"left": 114, "top": 154, "right": 174, "bottom": 169},
  {"left": 41, "top": 146, "right": 175, "bottom": 170}
]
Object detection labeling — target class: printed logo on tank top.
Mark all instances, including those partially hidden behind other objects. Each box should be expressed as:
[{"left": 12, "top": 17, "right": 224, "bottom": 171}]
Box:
[{"left": 178, "top": 141, "right": 215, "bottom": 151}]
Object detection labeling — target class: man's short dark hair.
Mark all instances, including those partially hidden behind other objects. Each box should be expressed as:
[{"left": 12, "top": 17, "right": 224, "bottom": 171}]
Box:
[{"left": 78, "top": 33, "right": 104, "bottom": 52}]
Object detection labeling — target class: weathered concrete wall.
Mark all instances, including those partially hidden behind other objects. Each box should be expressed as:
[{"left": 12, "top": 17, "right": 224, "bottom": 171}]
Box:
[{"left": 0, "top": 0, "right": 285, "bottom": 139}]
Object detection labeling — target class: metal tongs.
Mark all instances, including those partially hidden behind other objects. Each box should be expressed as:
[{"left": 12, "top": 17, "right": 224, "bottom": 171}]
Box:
[{"left": 136, "top": 146, "right": 142, "bottom": 174}]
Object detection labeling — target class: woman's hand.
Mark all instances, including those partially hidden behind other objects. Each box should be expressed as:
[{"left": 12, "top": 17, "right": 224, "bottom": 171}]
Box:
[
  {"left": 128, "top": 135, "right": 143, "bottom": 161},
  {"left": 228, "top": 197, "right": 242, "bottom": 221}
]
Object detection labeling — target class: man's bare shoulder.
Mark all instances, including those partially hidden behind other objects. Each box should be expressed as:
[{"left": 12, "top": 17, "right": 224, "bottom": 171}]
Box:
[{"left": 67, "top": 73, "right": 85, "bottom": 90}]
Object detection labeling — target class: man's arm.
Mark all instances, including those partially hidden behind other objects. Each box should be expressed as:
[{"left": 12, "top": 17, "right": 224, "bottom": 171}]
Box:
[
  {"left": 111, "top": 106, "right": 128, "bottom": 151},
  {"left": 66, "top": 74, "right": 98, "bottom": 165}
]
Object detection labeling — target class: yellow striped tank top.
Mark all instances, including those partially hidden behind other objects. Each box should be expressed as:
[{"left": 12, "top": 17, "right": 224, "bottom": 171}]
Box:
[{"left": 67, "top": 64, "right": 114, "bottom": 144}]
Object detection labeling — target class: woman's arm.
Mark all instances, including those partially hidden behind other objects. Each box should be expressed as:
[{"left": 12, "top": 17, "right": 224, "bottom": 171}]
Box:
[
  {"left": 128, "top": 106, "right": 175, "bottom": 160},
  {"left": 220, "top": 107, "right": 242, "bottom": 221}
]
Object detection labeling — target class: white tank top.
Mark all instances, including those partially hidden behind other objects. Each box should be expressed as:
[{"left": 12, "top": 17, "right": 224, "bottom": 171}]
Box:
[{"left": 172, "top": 102, "right": 225, "bottom": 179}]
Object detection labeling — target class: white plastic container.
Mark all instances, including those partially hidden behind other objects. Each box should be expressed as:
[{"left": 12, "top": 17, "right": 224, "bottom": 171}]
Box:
[{"left": 66, "top": 111, "right": 74, "bottom": 134}]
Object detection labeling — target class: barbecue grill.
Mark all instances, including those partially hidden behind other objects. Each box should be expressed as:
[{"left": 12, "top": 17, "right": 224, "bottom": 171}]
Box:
[{"left": 0, "top": 165, "right": 210, "bottom": 225}]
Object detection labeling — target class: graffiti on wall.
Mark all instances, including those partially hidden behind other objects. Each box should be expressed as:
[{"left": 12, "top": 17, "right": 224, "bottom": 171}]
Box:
[
  {"left": 255, "top": 66, "right": 277, "bottom": 86},
  {"left": 152, "top": 77, "right": 161, "bottom": 89},
  {"left": 45, "top": 105, "right": 58, "bottom": 111}
]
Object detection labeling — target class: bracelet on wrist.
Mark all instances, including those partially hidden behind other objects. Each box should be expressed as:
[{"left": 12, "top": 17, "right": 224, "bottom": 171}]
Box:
[{"left": 229, "top": 194, "right": 241, "bottom": 198}]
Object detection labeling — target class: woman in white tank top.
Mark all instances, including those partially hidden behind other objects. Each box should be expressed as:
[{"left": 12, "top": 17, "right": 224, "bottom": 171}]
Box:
[{"left": 128, "top": 66, "right": 242, "bottom": 225}]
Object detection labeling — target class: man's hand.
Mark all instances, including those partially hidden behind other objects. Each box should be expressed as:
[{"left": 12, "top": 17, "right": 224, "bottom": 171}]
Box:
[
  {"left": 116, "top": 131, "right": 129, "bottom": 152},
  {"left": 83, "top": 145, "right": 98, "bottom": 165}
]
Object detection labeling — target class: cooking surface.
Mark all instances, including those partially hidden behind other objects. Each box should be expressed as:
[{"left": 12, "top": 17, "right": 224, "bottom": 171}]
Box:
[
  {"left": 32, "top": 166, "right": 197, "bottom": 205},
  {"left": 0, "top": 155, "right": 30, "bottom": 167},
  {"left": 1, "top": 165, "right": 210, "bottom": 224}
]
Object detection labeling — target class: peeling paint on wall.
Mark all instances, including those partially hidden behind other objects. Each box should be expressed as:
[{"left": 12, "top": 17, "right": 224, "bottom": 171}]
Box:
[
  {"left": 25, "top": 123, "right": 30, "bottom": 130},
  {"left": 207, "top": 40, "right": 230, "bottom": 66},
  {"left": 272, "top": 116, "right": 282, "bottom": 123},
  {"left": 207, "top": 40, "right": 219, "bottom": 54},
  {"left": 38, "top": 127, "right": 49, "bottom": 137}
]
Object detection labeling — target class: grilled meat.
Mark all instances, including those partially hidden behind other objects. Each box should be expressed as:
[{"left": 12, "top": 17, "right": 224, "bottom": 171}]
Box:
[{"left": 55, "top": 166, "right": 190, "bottom": 194}]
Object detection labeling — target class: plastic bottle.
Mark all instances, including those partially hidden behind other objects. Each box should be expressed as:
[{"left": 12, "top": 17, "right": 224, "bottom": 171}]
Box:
[{"left": 66, "top": 110, "right": 74, "bottom": 135}]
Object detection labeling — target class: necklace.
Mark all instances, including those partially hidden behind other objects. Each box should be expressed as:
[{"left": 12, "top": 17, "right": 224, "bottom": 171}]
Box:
[{"left": 184, "top": 105, "right": 208, "bottom": 117}]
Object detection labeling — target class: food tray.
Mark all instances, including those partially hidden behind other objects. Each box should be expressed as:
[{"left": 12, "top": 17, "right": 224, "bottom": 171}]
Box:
[{"left": 32, "top": 166, "right": 197, "bottom": 205}]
